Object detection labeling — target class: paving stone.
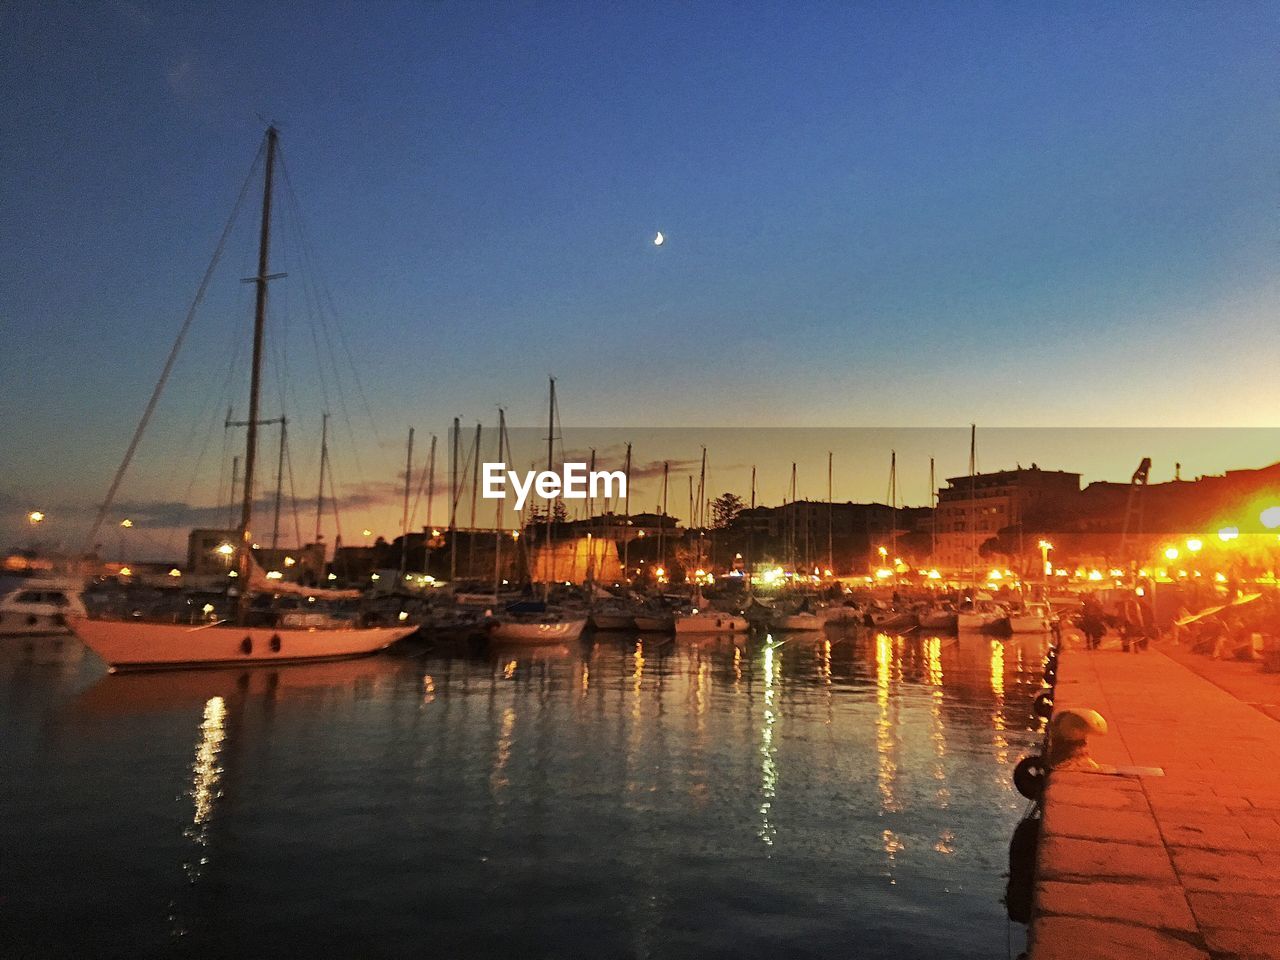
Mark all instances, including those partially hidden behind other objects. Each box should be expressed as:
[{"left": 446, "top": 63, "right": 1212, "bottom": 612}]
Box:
[
  {"left": 1031, "top": 917, "right": 1209, "bottom": 960},
  {"left": 1186, "top": 892, "right": 1280, "bottom": 932},
  {"left": 1035, "top": 880, "right": 1197, "bottom": 932},
  {"left": 1201, "top": 927, "right": 1280, "bottom": 960},
  {"left": 1031, "top": 647, "right": 1280, "bottom": 959},
  {"left": 1168, "top": 848, "right": 1280, "bottom": 882},
  {"left": 1043, "top": 804, "right": 1164, "bottom": 847},
  {"left": 1038, "top": 834, "right": 1177, "bottom": 884}
]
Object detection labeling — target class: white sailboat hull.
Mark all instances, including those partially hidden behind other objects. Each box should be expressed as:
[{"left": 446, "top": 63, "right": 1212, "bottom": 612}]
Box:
[
  {"left": 957, "top": 613, "right": 1007, "bottom": 631},
  {"left": 70, "top": 617, "right": 415, "bottom": 671},
  {"left": 1008, "top": 614, "right": 1052, "bottom": 633},
  {"left": 489, "top": 618, "right": 587, "bottom": 643},
  {"left": 675, "top": 612, "right": 748, "bottom": 634}
]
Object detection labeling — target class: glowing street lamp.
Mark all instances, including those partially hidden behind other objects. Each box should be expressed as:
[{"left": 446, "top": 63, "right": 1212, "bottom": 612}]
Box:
[
  {"left": 1185, "top": 538, "right": 1202, "bottom": 553},
  {"left": 119, "top": 518, "right": 133, "bottom": 529},
  {"left": 1038, "top": 539, "right": 1053, "bottom": 577},
  {"left": 1218, "top": 527, "right": 1239, "bottom": 542},
  {"left": 1261, "top": 507, "right": 1280, "bottom": 530},
  {"left": 28, "top": 511, "right": 45, "bottom": 525},
  {"left": 1164, "top": 546, "right": 1180, "bottom": 561}
]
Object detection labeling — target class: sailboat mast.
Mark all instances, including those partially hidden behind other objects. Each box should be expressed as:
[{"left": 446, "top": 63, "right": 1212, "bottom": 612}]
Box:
[
  {"left": 890, "top": 450, "right": 897, "bottom": 559},
  {"left": 314, "top": 413, "right": 328, "bottom": 543},
  {"left": 659, "top": 461, "right": 668, "bottom": 583},
  {"left": 237, "top": 125, "right": 278, "bottom": 613},
  {"left": 747, "top": 465, "right": 756, "bottom": 598},
  {"left": 399, "top": 427, "right": 414, "bottom": 579},
  {"left": 449, "top": 416, "right": 459, "bottom": 583},
  {"left": 930, "top": 456, "right": 936, "bottom": 563},
  {"left": 493, "top": 408, "right": 506, "bottom": 599},
  {"left": 969, "top": 424, "right": 977, "bottom": 587},
  {"left": 622, "top": 442, "right": 632, "bottom": 581},
  {"left": 229, "top": 454, "right": 240, "bottom": 530},
  {"left": 467, "top": 423, "right": 481, "bottom": 576},
  {"left": 424, "top": 433, "right": 436, "bottom": 574},
  {"left": 545, "top": 377, "right": 555, "bottom": 593},
  {"left": 271, "top": 419, "right": 287, "bottom": 551},
  {"left": 827, "top": 451, "right": 834, "bottom": 576}
]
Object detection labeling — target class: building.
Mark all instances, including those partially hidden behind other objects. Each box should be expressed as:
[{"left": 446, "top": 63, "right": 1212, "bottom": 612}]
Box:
[{"left": 933, "top": 466, "right": 1082, "bottom": 573}]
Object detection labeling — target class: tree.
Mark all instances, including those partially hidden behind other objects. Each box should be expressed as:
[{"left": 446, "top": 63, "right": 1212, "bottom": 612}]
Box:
[
  {"left": 710, "top": 492, "right": 745, "bottom": 529},
  {"left": 525, "top": 500, "right": 568, "bottom": 525}
]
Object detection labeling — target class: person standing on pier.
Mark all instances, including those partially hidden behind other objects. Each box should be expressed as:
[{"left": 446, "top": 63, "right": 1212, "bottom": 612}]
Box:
[{"left": 1081, "top": 596, "right": 1106, "bottom": 650}]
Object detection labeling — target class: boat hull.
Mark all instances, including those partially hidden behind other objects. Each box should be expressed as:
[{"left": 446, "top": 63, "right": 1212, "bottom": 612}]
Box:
[
  {"left": 0, "top": 614, "right": 73, "bottom": 637},
  {"left": 489, "top": 618, "right": 587, "bottom": 643},
  {"left": 918, "top": 612, "right": 958, "bottom": 632},
  {"left": 773, "top": 614, "right": 823, "bottom": 631},
  {"left": 1008, "top": 616, "right": 1051, "bottom": 633},
  {"left": 589, "top": 614, "right": 636, "bottom": 630},
  {"left": 634, "top": 615, "right": 674, "bottom": 632},
  {"left": 958, "top": 613, "right": 1011, "bottom": 633},
  {"left": 675, "top": 613, "right": 748, "bottom": 634},
  {"left": 70, "top": 617, "right": 415, "bottom": 671}
]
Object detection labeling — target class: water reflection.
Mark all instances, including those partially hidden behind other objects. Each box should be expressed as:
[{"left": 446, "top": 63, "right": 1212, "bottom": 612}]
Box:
[
  {"left": 12, "top": 630, "right": 1047, "bottom": 959},
  {"left": 758, "top": 638, "right": 779, "bottom": 848},
  {"left": 184, "top": 695, "right": 226, "bottom": 880}
]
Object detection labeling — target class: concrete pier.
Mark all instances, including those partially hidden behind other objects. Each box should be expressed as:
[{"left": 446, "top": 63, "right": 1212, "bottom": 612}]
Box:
[{"left": 1029, "top": 641, "right": 1280, "bottom": 960}]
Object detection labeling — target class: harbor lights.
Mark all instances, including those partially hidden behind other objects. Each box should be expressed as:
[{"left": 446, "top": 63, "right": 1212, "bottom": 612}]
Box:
[
  {"left": 1185, "top": 538, "right": 1203, "bottom": 553},
  {"left": 28, "top": 511, "right": 45, "bottom": 525},
  {"left": 1164, "top": 546, "right": 1180, "bottom": 561},
  {"left": 1261, "top": 507, "right": 1280, "bottom": 530},
  {"left": 1218, "top": 527, "right": 1239, "bottom": 542}
]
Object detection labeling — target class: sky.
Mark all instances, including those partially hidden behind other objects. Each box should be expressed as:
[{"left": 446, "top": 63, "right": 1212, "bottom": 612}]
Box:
[{"left": 2, "top": 1, "right": 1277, "bottom": 554}]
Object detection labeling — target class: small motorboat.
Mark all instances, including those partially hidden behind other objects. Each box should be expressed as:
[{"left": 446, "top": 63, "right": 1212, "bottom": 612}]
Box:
[
  {"left": 917, "top": 604, "right": 958, "bottom": 632},
  {"left": 589, "top": 598, "right": 637, "bottom": 631},
  {"left": 818, "top": 601, "right": 862, "bottom": 626},
  {"left": 772, "top": 598, "right": 822, "bottom": 631},
  {"left": 957, "top": 599, "right": 1010, "bottom": 633},
  {"left": 488, "top": 602, "right": 588, "bottom": 643},
  {"left": 1008, "top": 601, "right": 1053, "bottom": 633},
  {"left": 0, "top": 580, "right": 87, "bottom": 637}
]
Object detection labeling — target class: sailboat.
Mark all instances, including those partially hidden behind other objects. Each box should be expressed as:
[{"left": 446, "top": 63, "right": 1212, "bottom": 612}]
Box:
[
  {"left": 486, "top": 386, "right": 587, "bottom": 644},
  {"left": 70, "top": 128, "right": 417, "bottom": 670},
  {"left": 674, "top": 449, "right": 747, "bottom": 635}
]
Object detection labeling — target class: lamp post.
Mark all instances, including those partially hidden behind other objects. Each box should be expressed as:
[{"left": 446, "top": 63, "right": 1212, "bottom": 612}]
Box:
[{"left": 1038, "top": 540, "right": 1053, "bottom": 584}]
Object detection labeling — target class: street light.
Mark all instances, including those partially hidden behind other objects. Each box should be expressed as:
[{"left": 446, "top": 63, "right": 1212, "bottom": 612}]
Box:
[
  {"left": 1038, "top": 540, "right": 1053, "bottom": 578},
  {"left": 1186, "top": 538, "right": 1202, "bottom": 553},
  {"left": 28, "top": 511, "right": 45, "bottom": 525}
]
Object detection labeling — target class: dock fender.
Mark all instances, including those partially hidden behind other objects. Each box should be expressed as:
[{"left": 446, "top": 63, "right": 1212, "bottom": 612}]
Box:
[{"left": 1005, "top": 813, "right": 1041, "bottom": 924}]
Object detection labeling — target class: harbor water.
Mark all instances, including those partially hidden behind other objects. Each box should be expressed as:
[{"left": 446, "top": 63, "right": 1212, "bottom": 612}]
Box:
[{"left": 1, "top": 630, "right": 1045, "bottom": 958}]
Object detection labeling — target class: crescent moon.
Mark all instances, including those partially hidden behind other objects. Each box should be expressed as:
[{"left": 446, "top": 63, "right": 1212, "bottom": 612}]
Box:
[{"left": 654, "top": 231, "right": 664, "bottom": 246}]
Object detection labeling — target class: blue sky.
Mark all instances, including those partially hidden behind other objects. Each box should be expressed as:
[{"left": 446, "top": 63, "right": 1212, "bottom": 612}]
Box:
[{"left": 2, "top": 1, "right": 1277, "bottom": 550}]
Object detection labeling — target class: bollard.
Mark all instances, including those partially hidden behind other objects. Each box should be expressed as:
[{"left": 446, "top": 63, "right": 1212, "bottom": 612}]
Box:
[{"left": 1046, "top": 708, "right": 1107, "bottom": 770}]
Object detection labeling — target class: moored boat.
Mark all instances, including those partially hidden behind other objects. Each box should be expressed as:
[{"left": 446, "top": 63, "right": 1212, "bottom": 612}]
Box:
[
  {"left": 1008, "top": 601, "right": 1053, "bottom": 633},
  {"left": 917, "top": 604, "right": 958, "bottom": 632},
  {"left": 957, "top": 599, "right": 1009, "bottom": 632},
  {"left": 70, "top": 128, "right": 418, "bottom": 671},
  {"left": 674, "top": 610, "right": 749, "bottom": 634},
  {"left": 69, "top": 616, "right": 410, "bottom": 670},
  {"left": 0, "top": 579, "right": 86, "bottom": 637},
  {"left": 488, "top": 607, "right": 588, "bottom": 643}
]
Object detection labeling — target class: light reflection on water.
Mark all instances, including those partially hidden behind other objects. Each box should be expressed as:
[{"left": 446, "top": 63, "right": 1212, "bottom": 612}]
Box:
[{"left": 0, "top": 628, "right": 1044, "bottom": 959}]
